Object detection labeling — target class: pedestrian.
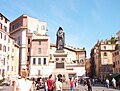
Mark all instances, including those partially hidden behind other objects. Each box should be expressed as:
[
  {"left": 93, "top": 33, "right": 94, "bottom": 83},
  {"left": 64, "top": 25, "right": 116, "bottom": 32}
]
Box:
[
  {"left": 69, "top": 78, "right": 74, "bottom": 91},
  {"left": 44, "top": 78, "right": 48, "bottom": 91},
  {"left": 87, "top": 79, "right": 92, "bottom": 91},
  {"left": 12, "top": 67, "right": 33, "bottom": 91},
  {"left": 92, "top": 79, "right": 95, "bottom": 86},
  {"left": 106, "top": 78, "right": 109, "bottom": 88},
  {"left": 74, "top": 78, "right": 77, "bottom": 87},
  {"left": 55, "top": 78, "right": 62, "bottom": 91},
  {"left": 47, "top": 74, "right": 54, "bottom": 91},
  {"left": 112, "top": 78, "right": 116, "bottom": 88}
]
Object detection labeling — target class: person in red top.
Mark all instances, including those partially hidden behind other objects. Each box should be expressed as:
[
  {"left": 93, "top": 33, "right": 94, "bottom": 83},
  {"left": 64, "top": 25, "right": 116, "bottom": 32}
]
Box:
[
  {"left": 47, "top": 74, "right": 54, "bottom": 91},
  {"left": 69, "top": 78, "right": 74, "bottom": 91}
]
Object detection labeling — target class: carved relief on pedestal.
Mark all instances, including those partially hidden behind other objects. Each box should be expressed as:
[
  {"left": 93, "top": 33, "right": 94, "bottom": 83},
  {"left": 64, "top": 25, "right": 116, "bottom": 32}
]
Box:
[
  {"left": 55, "top": 57, "right": 65, "bottom": 69},
  {"left": 55, "top": 58, "right": 65, "bottom": 63}
]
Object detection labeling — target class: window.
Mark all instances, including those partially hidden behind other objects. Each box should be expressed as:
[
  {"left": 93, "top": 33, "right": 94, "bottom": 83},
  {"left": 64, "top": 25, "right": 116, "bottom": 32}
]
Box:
[
  {"left": 4, "top": 35, "right": 6, "bottom": 40},
  {"left": 0, "top": 23, "right": 2, "bottom": 29},
  {"left": 113, "top": 62, "right": 115, "bottom": 68},
  {"left": 43, "top": 58, "right": 46, "bottom": 65},
  {"left": 1, "top": 16, "right": 3, "bottom": 20},
  {"left": 12, "top": 66, "right": 13, "bottom": 71},
  {"left": 12, "top": 48, "right": 14, "bottom": 52},
  {"left": 38, "top": 58, "right": 41, "bottom": 65},
  {"left": 7, "top": 66, "right": 9, "bottom": 71},
  {"left": 0, "top": 44, "right": 2, "bottom": 50},
  {"left": 8, "top": 47, "right": 9, "bottom": 51},
  {"left": 38, "top": 70, "right": 41, "bottom": 75},
  {"left": 28, "top": 39, "right": 30, "bottom": 44},
  {"left": 38, "top": 48, "right": 41, "bottom": 53},
  {"left": 3, "top": 58, "right": 5, "bottom": 65},
  {"left": 3, "top": 45, "right": 6, "bottom": 52},
  {"left": 27, "top": 56, "right": 30, "bottom": 61},
  {"left": 41, "top": 25, "right": 45, "bottom": 30},
  {"left": 39, "top": 41, "right": 41, "bottom": 45},
  {"left": 7, "top": 55, "right": 9, "bottom": 60},
  {"left": 104, "top": 52, "right": 107, "bottom": 56},
  {"left": 103, "top": 46, "right": 106, "bottom": 50},
  {"left": 28, "top": 48, "right": 30, "bottom": 52},
  {"left": 17, "top": 36, "right": 21, "bottom": 45},
  {"left": 0, "top": 33, "right": 2, "bottom": 39},
  {"left": 4, "top": 26, "right": 7, "bottom": 32},
  {"left": 33, "top": 58, "right": 36, "bottom": 65},
  {"left": 8, "top": 38, "right": 10, "bottom": 43},
  {"left": 50, "top": 54, "right": 52, "bottom": 60},
  {"left": 5, "top": 19, "right": 7, "bottom": 23}
]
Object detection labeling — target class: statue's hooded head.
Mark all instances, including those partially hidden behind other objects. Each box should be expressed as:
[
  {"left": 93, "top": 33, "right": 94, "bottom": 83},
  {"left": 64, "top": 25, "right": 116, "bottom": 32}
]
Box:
[{"left": 58, "top": 27, "right": 63, "bottom": 31}]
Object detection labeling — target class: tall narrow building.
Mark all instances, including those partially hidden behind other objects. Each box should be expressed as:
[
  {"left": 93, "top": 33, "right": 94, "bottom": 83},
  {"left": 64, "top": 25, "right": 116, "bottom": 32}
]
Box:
[
  {"left": 0, "top": 13, "right": 19, "bottom": 79},
  {"left": 10, "top": 15, "right": 49, "bottom": 76}
]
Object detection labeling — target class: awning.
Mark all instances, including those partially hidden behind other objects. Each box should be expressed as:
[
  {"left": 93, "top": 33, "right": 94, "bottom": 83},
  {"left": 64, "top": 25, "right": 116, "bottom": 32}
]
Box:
[{"left": 111, "top": 73, "right": 120, "bottom": 78}]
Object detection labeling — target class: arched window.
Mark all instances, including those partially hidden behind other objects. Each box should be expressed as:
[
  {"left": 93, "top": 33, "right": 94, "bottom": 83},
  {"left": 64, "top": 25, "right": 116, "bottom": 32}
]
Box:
[
  {"left": 103, "top": 46, "right": 106, "bottom": 50},
  {"left": 3, "top": 45, "right": 6, "bottom": 52},
  {"left": 104, "top": 52, "right": 107, "bottom": 56}
]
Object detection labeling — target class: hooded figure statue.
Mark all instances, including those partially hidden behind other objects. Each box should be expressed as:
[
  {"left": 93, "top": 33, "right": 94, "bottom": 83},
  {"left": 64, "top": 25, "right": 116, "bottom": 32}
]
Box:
[{"left": 56, "top": 27, "right": 65, "bottom": 51}]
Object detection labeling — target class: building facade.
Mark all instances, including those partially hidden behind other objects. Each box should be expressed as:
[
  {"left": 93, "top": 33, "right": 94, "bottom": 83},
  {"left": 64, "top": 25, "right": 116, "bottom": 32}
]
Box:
[
  {"left": 85, "top": 58, "right": 91, "bottom": 77},
  {"left": 112, "top": 31, "right": 120, "bottom": 73},
  {"left": 0, "top": 13, "right": 19, "bottom": 79},
  {"left": 10, "top": 14, "right": 49, "bottom": 75},
  {"left": 49, "top": 44, "right": 86, "bottom": 80},
  {"left": 28, "top": 33, "right": 50, "bottom": 77},
  {"left": 90, "top": 40, "right": 116, "bottom": 80}
]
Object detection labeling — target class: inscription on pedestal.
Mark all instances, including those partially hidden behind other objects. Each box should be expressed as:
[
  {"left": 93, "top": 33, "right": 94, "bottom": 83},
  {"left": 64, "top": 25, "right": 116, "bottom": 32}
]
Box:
[{"left": 56, "top": 63, "right": 64, "bottom": 68}]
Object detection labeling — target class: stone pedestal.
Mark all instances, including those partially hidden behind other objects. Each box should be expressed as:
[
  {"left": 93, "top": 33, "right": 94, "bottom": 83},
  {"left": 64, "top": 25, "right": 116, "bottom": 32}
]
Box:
[{"left": 52, "top": 52, "right": 68, "bottom": 80}]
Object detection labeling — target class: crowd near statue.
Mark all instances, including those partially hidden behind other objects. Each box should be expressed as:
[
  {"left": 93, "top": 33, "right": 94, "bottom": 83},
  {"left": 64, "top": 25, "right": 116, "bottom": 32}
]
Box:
[{"left": 56, "top": 27, "right": 65, "bottom": 51}]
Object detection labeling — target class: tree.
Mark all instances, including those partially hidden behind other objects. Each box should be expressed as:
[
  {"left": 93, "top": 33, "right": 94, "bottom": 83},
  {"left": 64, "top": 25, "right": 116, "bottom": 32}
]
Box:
[{"left": 107, "top": 37, "right": 117, "bottom": 44}]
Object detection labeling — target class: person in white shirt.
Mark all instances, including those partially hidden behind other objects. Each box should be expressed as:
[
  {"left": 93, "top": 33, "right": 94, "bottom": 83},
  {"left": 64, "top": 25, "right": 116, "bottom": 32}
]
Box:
[
  {"left": 106, "top": 79, "right": 109, "bottom": 88},
  {"left": 55, "top": 78, "right": 62, "bottom": 91},
  {"left": 112, "top": 78, "right": 116, "bottom": 88},
  {"left": 12, "top": 67, "right": 33, "bottom": 91}
]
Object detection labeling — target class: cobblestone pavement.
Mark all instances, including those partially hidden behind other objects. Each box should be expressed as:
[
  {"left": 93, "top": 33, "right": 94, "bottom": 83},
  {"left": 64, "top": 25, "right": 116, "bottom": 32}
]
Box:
[
  {"left": 1, "top": 83, "right": 120, "bottom": 91},
  {"left": 77, "top": 84, "right": 120, "bottom": 91}
]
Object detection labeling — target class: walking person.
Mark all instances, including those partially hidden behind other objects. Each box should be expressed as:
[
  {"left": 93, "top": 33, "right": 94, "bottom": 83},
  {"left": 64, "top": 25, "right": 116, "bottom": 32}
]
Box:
[
  {"left": 12, "top": 67, "right": 33, "bottom": 91},
  {"left": 44, "top": 78, "right": 48, "bottom": 91},
  {"left": 106, "top": 78, "right": 109, "bottom": 88},
  {"left": 112, "top": 78, "right": 116, "bottom": 88},
  {"left": 74, "top": 78, "right": 77, "bottom": 87},
  {"left": 92, "top": 79, "right": 95, "bottom": 86},
  {"left": 55, "top": 78, "right": 62, "bottom": 91},
  {"left": 47, "top": 74, "right": 54, "bottom": 91},
  {"left": 69, "top": 78, "right": 74, "bottom": 91},
  {"left": 87, "top": 79, "right": 92, "bottom": 91}
]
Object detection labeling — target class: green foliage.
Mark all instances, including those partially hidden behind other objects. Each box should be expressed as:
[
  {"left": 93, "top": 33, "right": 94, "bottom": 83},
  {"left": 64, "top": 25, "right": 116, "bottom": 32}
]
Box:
[
  {"left": 83, "top": 47, "right": 85, "bottom": 50},
  {"left": 107, "top": 37, "right": 117, "bottom": 44}
]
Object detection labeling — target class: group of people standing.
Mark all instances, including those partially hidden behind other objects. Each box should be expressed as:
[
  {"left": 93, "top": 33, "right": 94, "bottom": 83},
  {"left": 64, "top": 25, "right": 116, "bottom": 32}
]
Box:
[
  {"left": 12, "top": 71, "right": 63, "bottom": 91},
  {"left": 44, "top": 74, "right": 62, "bottom": 91}
]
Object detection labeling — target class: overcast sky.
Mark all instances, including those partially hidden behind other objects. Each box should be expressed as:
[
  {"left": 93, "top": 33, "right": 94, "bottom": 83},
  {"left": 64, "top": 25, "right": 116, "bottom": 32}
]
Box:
[{"left": 1, "top": 0, "right": 120, "bottom": 58}]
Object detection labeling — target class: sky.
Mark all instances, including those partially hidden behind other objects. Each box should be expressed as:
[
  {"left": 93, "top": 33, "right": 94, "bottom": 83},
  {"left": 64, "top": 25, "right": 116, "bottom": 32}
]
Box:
[{"left": 1, "top": 0, "right": 120, "bottom": 58}]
